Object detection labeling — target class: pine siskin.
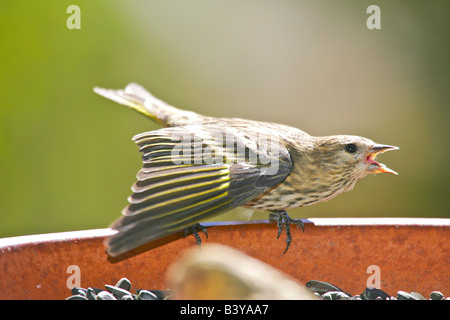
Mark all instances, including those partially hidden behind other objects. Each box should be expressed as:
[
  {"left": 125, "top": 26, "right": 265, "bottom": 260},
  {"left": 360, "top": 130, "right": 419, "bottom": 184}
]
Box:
[{"left": 94, "top": 83, "right": 398, "bottom": 257}]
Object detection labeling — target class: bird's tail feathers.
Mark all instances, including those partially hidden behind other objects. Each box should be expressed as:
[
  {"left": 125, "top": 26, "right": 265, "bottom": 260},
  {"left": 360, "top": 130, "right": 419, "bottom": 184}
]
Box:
[{"left": 94, "top": 83, "right": 197, "bottom": 127}]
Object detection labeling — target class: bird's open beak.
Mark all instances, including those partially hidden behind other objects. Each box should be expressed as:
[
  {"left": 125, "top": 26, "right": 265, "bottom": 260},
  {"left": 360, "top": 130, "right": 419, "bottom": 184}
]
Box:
[{"left": 366, "top": 144, "right": 399, "bottom": 175}]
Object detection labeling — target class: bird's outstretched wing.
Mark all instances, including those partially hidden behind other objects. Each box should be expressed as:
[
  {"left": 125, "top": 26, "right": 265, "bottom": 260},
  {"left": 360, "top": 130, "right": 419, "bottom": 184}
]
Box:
[{"left": 106, "top": 125, "right": 293, "bottom": 256}]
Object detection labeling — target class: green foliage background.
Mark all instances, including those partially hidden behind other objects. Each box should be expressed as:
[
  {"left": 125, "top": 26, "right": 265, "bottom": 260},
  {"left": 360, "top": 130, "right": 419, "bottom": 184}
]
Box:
[{"left": 0, "top": 0, "right": 448, "bottom": 237}]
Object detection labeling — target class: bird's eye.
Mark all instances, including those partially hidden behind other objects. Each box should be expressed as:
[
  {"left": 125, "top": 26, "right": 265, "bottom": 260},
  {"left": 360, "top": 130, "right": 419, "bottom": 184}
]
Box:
[{"left": 344, "top": 143, "right": 357, "bottom": 153}]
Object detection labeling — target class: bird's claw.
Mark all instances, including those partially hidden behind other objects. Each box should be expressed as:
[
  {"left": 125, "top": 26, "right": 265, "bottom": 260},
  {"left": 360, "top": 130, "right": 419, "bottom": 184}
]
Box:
[
  {"left": 184, "top": 223, "right": 208, "bottom": 246},
  {"left": 269, "top": 211, "right": 304, "bottom": 254}
]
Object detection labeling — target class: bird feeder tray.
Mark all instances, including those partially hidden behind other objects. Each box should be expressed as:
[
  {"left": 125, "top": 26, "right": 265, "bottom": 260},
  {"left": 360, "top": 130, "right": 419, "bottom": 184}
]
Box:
[{"left": 0, "top": 218, "right": 448, "bottom": 299}]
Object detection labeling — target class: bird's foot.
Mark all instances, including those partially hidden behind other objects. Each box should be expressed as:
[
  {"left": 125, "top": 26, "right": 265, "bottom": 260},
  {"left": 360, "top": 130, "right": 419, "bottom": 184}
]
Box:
[
  {"left": 184, "top": 223, "right": 208, "bottom": 246},
  {"left": 269, "top": 211, "right": 305, "bottom": 254}
]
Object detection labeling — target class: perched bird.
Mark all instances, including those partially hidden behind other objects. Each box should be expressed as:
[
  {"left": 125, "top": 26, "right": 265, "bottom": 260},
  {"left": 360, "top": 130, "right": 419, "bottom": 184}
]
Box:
[{"left": 95, "top": 83, "right": 398, "bottom": 257}]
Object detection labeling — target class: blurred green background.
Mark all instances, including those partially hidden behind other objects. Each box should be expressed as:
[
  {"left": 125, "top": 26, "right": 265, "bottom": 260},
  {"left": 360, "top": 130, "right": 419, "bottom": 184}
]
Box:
[{"left": 0, "top": 0, "right": 448, "bottom": 238}]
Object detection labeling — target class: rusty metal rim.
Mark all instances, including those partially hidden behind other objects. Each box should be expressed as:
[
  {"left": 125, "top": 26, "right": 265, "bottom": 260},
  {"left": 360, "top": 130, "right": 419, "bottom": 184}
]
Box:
[
  {"left": 0, "top": 218, "right": 448, "bottom": 248},
  {"left": 0, "top": 217, "right": 448, "bottom": 299}
]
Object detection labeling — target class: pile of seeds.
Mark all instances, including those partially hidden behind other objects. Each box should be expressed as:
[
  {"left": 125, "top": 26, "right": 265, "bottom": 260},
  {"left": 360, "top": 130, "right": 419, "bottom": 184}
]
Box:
[
  {"left": 66, "top": 277, "right": 447, "bottom": 300},
  {"left": 305, "top": 280, "right": 447, "bottom": 300},
  {"left": 66, "top": 277, "right": 171, "bottom": 300}
]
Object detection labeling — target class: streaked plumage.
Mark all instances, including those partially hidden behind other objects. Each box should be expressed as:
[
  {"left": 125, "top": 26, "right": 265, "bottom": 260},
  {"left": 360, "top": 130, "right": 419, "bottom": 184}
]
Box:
[{"left": 95, "top": 83, "right": 398, "bottom": 257}]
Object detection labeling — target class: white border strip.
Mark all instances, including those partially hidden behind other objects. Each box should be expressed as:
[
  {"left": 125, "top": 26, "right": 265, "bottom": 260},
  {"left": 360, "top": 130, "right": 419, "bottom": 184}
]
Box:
[
  {"left": 0, "top": 228, "right": 117, "bottom": 248},
  {"left": 308, "top": 217, "right": 450, "bottom": 227}
]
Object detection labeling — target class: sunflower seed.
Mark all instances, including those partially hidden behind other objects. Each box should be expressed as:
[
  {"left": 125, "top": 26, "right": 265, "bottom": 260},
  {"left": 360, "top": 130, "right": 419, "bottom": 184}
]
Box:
[
  {"left": 90, "top": 287, "right": 104, "bottom": 294},
  {"left": 305, "top": 280, "right": 350, "bottom": 296},
  {"left": 361, "top": 287, "right": 390, "bottom": 300},
  {"left": 396, "top": 291, "right": 418, "bottom": 300},
  {"left": 115, "top": 277, "right": 132, "bottom": 291},
  {"left": 105, "top": 284, "right": 132, "bottom": 299},
  {"left": 97, "top": 291, "right": 117, "bottom": 300},
  {"left": 71, "top": 287, "right": 87, "bottom": 296},
  {"left": 324, "top": 291, "right": 350, "bottom": 300},
  {"left": 321, "top": 293, "right": 332, "bottom": 300},
  {"left": 410, "top": 291, "right": 426, "bottom": 300},
  {"left": 66, "top": 295, "right": 88, "bottom": 300},
  {"left": 430, "top": 291, "right": 444, "bottom": 300},
  {"left": 86, "top": 288, "right": 98, "bottom": 300},
  {"left": 137, "top": 289, "right": 158, "bottom": 300}
]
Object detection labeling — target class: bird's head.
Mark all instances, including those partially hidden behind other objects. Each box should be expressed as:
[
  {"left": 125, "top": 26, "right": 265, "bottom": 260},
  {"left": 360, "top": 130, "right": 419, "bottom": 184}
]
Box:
[{"left": 309, "top": 135, "right": 398, "bottom": 191}]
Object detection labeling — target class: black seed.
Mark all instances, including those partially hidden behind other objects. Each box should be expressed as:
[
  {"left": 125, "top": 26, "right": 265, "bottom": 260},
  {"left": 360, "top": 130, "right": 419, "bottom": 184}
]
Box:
[
  {"left": 97, "top": 291, "right": 117, "bottom": 300},
  {"left": 137, "top": 289, "right": 158, "bottom": 300},
  {"left": 396, "top": 291, "right": 418, "bottom": 300},
  {"left": 430, "top": 291, "right": 445, "bottom": 300},
  {"left": 361, "top": 287, "right": 390, "bottom": 300},
  {"left": 71, "top": 287, "right": 87, "bottom": 296},
  {"left": 115, "top": 277, "right": 132, "bottom": 291},
  {"left": 105, "top": 284, "right": 132, "bottom": 299},
  {"left": 410, "top": 291, "right": 426, "bottom": 300},
  {"left": 86, "top": 288, "right": 97, "bottom": 300},
  {"left": 305, "top": 280, "right": 351, "bottom": 296},
  {"left": 66, "top": 295, "right": 88, "bottom": 300}
]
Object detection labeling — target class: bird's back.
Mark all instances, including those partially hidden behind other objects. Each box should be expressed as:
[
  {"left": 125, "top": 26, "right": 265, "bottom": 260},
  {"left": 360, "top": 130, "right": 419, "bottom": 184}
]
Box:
[{"left": 95, "top": 83, "right": 310, "bottom": 139}]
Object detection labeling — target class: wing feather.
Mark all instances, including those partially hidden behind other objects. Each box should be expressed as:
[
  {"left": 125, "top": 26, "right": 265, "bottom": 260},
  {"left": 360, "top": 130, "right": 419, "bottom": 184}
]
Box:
[{"left": 106, "top": 125, "right": 293, "bottom": 256}]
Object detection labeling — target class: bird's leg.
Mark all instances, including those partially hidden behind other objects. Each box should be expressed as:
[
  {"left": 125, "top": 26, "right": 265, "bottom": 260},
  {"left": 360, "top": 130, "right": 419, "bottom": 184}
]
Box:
[
  {"left": 268, "top": 213, "right": 282, "bottom": 238},
  {"left": 269, "top": 211, "right": 305, "bottom": 254},
  {"left": 184, "top": 223, "right": 208, "bottom": 246}
]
